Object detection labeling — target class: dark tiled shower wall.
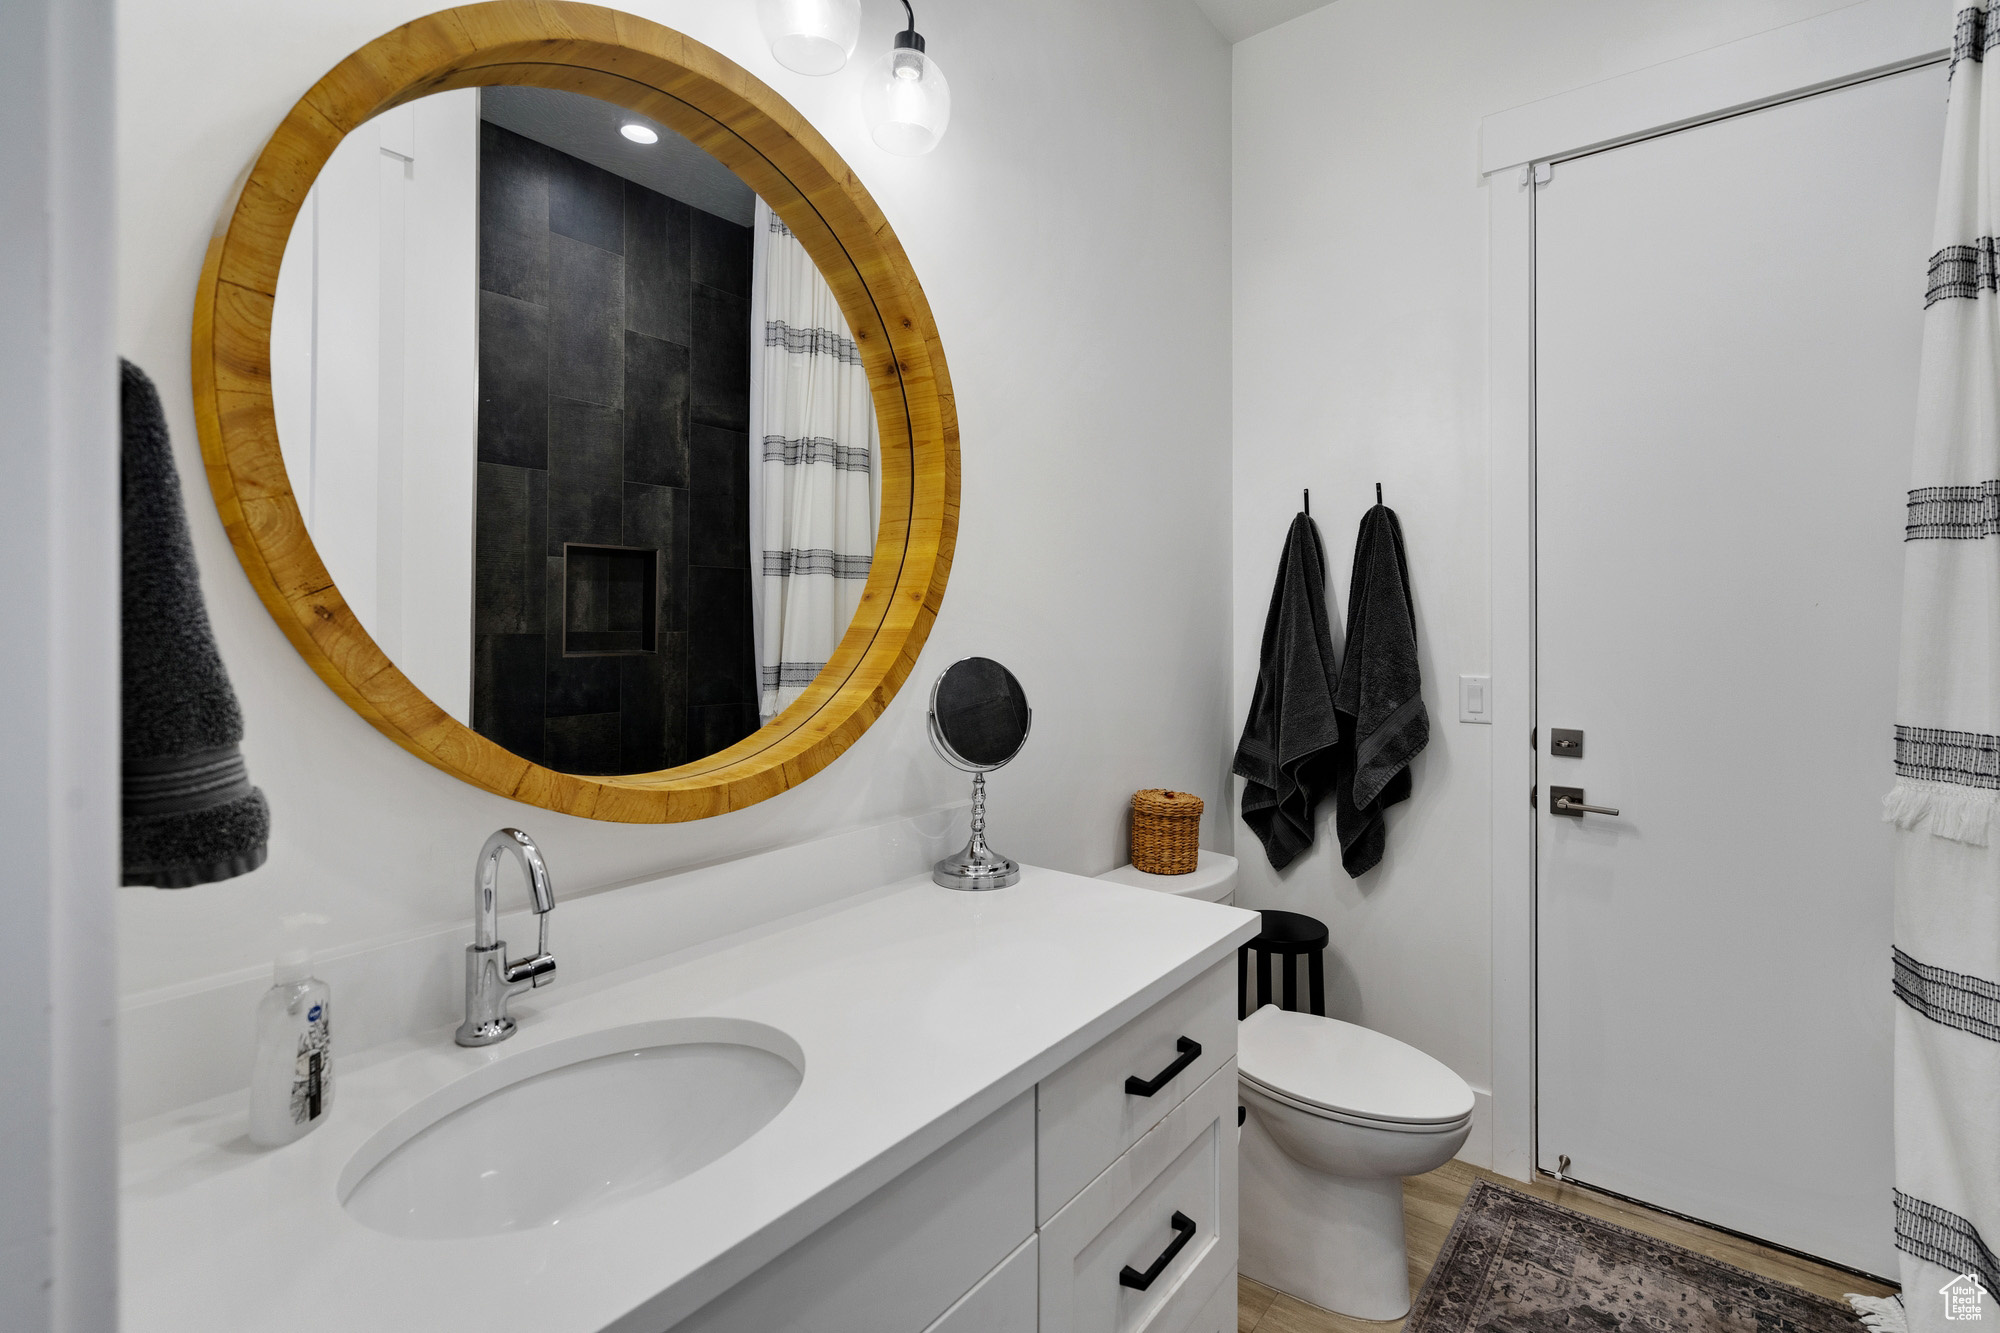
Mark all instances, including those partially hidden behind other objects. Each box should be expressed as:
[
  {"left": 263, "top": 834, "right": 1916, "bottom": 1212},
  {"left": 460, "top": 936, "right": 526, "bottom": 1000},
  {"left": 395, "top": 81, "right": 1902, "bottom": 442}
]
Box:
[{"left": 472, "top": 121, "right": 757, "bottom": 775}]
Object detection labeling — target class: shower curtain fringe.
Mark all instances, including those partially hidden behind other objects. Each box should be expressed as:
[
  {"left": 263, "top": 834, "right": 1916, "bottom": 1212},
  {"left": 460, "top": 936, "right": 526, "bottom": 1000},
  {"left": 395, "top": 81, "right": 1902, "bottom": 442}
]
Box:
[
  {"left": 1882, "top": 777, "right": 1998, "bottom": 847},
  {"left": 1848, "top": 1295, "right": 1907, "bottom": 1333}
]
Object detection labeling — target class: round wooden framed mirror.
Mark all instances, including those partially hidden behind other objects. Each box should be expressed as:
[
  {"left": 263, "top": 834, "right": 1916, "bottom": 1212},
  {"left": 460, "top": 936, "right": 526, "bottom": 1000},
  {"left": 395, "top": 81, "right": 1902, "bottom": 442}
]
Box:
[{"left": 191, "top": 1, "right": 957, "bottom": 822}]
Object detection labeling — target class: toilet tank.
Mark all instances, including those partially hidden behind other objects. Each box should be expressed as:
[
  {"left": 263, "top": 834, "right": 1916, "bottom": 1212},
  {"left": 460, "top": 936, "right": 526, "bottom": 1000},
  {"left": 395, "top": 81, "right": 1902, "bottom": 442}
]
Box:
[{"left": 1095, "top": 850, "right": 1237, "bottom": 904}]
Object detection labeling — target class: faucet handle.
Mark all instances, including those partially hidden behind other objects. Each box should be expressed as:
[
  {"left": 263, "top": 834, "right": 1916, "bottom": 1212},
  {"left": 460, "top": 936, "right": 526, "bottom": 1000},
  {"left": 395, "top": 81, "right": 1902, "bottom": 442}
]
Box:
[
  {"left": 506, "top": 902, "right": 556, "bottom": 989},
  {"left": 504, "top": 951, "right": 557, "bottom": 989}
]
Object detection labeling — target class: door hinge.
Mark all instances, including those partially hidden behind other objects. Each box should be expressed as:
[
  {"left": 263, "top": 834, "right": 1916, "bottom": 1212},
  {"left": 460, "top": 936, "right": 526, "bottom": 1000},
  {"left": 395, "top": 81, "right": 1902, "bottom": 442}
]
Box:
[
  {"left": 1530, "top": 726, "right": 1537, "bottom": 750},
  {"left": 1529, "top": 784, "right": 1537, "bottom": 808}
]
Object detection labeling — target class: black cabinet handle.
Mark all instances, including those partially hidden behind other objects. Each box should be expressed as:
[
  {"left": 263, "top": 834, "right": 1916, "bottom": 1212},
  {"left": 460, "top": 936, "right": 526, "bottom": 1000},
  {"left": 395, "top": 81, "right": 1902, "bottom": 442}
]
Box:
[
  {"left": 1124, "top": 1036, "right": 1201, "bottom": 1097},
  {"left": 1118, "top": 1211, "right": 1197, "bottom": 1291}
]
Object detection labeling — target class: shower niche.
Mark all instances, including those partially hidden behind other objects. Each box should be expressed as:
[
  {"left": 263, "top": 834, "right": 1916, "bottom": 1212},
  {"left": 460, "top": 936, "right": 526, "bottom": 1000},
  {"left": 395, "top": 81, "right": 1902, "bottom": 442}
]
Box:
[{"left": 562, "top": 543, "right": 658, "bottom": 657}]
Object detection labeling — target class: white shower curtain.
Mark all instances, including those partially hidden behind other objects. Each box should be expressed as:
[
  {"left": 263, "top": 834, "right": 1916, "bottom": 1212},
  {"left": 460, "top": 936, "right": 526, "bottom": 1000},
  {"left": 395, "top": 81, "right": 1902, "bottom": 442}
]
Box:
[
  {"left": 1875, "top": 5, "right": 2000, "bottom": 1326},
  {"left": 746, "top": 200, "right": 877, "bottom": 723}
]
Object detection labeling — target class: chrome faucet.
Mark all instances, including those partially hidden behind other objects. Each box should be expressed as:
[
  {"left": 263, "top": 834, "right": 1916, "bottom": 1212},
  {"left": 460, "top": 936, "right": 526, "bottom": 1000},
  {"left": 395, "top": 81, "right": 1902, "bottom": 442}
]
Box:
[{"left": 455, "top": 828, "right": 557, "bottom": 1047}]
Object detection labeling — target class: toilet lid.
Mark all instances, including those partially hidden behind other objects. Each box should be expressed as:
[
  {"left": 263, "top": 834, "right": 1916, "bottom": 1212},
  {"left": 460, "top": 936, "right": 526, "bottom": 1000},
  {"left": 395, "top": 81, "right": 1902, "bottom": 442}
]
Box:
[{"left": 1237, "top": 1006, "right": 1474, "bottom": 1126}]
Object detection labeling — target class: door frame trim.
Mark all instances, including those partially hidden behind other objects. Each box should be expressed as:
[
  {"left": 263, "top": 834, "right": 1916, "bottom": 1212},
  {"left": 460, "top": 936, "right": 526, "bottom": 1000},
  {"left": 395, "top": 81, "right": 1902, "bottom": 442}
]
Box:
[{"left": 1481, "top": 0, "right": 1951, "bottom": 1182}]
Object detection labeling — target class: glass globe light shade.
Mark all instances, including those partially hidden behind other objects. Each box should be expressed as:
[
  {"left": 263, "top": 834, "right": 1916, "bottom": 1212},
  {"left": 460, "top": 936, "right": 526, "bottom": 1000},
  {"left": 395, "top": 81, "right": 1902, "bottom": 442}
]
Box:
[
  {"left": 757, "top": 0, "right": 861, "bottom": 76},
  {"left": 863, "top": 44, "right": 951, "bottom": 156}
]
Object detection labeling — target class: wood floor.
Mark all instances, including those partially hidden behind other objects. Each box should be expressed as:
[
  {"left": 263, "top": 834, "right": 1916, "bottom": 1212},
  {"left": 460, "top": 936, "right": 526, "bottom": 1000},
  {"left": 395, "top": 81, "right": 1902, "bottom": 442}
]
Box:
[{"left": 1235, "top": 1160, "right": 1898, "bottom": 1333}]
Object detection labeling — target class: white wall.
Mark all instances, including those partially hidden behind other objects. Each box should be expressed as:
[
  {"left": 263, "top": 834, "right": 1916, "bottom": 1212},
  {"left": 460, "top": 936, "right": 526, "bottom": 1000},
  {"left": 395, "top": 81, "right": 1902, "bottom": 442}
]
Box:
[
  {"left": 271, "top": 90, "right": 479, "bottom": 722},
  {"left": 1, "top": 0, "right": 119, "bottom": 1323},
  {"left": 1230, "top": 0, "right": 1875, "bottom": 1156},
  {"left": 115, "top": 0, "right": 1232, "bottom": 1090}
]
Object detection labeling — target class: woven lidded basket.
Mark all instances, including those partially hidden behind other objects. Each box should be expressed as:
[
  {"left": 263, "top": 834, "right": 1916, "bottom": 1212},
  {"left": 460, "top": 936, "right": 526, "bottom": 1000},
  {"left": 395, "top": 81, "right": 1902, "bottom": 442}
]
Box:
[{"left": 1131, "top": 789, "right": 1203, "bottom": 875}]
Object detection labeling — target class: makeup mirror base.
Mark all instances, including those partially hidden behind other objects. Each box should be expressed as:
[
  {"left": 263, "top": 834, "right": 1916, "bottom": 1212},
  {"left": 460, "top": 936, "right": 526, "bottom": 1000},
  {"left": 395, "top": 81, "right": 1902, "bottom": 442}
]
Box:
[
  {"left": 932, "top": 837, "right": 1020, "bottom": 892},
  {"left": 932, "top": 770, "right": 1019, "bottom": 891}
]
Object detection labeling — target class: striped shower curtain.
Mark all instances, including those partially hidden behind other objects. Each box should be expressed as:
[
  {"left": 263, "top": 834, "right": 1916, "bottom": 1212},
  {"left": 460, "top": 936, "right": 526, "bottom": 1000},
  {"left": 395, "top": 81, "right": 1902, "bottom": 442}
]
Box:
[
  {"left": 747, "top": 199, "right": 877, "bottom": 723},
  {"left": 1875, "top": 5, "right": 2000, "bottom": 1327}
]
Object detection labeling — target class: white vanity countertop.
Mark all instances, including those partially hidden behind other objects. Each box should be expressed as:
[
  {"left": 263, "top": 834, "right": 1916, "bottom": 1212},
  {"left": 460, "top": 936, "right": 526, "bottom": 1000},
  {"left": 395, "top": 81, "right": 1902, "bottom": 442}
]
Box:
[{"left": 122, "top": 866, "right": 1260, "bottom": 1333}]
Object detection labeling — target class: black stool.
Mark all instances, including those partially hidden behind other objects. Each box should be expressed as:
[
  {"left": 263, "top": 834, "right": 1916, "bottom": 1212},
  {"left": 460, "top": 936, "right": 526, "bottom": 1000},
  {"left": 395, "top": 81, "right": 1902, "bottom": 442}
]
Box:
[{"left": 1238, "top": 910, "right": 1328, "bottom": 1018}]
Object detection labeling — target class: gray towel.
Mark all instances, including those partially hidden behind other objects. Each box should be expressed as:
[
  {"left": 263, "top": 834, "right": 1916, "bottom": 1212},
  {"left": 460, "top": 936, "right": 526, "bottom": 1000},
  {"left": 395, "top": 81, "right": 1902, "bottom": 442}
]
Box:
[
  {"left": 1233, "top": 512, "right": 1345, "bottom": 870},
  {"left": 121, "top": 360, "right": 270, "bottom": 888},
  {"left": 1333, "top": 502, "right": 1426, "bottom": 877}
]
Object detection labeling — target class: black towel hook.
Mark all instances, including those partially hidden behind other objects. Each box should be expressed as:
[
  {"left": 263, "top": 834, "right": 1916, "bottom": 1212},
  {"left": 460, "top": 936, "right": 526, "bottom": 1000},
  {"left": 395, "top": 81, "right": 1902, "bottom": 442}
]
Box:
[
  {"left": 1375, "top": 482, "right": 1383, "bottom": 506},
  {"left": 1303, "top": 488, "right": 1310, "bottom": 516}
]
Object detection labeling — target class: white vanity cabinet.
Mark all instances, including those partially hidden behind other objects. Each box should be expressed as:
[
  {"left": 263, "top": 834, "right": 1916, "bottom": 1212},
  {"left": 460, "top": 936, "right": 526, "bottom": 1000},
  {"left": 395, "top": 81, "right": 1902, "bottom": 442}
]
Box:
[
  {"left": 672, "top": 959, "right": 1239, "bottom": 1333},
  {"left": 122, "top": 870, "right": 1260, "bottom": 1333}
]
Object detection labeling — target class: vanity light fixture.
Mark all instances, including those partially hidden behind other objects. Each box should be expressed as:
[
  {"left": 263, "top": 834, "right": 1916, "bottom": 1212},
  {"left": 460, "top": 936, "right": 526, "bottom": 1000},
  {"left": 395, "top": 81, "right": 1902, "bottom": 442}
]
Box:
[
  {"left": 863, "top": 0, "right": 950, "bottom": 155},
  {"left": 619, "top": 122, "right": 660, "bottom": 144},
  {"left": 758, "top": 0, "right": 862, "bottom": 76}
]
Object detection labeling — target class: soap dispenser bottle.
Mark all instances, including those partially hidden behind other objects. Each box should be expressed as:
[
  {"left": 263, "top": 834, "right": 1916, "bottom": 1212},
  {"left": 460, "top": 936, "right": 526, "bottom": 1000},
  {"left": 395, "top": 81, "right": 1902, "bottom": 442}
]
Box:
[{"left": 248, "top": 949, "right": 333, "bottom": 1148}]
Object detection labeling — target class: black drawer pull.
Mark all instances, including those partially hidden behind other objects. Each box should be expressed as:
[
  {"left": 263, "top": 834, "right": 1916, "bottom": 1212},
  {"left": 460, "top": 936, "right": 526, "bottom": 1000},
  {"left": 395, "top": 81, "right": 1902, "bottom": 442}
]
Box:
[
  {"left": 1124, "top": 1036, "right": 1201, "bottom": 1097},
  {"left": 1118, "top": 1211, "right": 1197, "bottom": 1291}
]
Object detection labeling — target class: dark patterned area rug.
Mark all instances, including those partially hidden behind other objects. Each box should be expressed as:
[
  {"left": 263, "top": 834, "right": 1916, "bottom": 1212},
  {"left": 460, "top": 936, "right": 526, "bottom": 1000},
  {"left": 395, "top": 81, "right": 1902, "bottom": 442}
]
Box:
[{"left": 1406, "top": 1180, "right": 1870, "bottom": 1333}]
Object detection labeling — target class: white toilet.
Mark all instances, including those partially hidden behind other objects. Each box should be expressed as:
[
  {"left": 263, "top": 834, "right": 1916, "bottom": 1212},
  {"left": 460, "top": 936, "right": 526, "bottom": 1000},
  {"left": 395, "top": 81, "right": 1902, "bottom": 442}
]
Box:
[
  {"left": 1237, "top": 1005, "right": 1473, "bottom": 1319},
  {"left": 1095, "top": 853, "right": 1474, "bottom": 1322}
]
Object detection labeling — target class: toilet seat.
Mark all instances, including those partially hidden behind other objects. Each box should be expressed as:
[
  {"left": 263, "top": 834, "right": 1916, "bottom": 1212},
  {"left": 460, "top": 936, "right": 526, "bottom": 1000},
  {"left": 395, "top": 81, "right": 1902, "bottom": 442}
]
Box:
[
  {"left": 1238, "top": 1005, "right": 1474, "bottom": 1128},
  {"left": 1240, "top": 1076, "right": 1471, "bottom": 1134}
]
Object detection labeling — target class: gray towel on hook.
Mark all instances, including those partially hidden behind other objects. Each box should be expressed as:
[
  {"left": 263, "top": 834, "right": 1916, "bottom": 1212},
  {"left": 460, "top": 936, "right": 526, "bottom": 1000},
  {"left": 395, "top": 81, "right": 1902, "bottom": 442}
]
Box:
[
  {"left": 1232, "top": 512, "right": 1346, "bottom": 871},
  {"left": 1333, "top": 502, "right": 1426, "bottom": 878},
  {"left": 121, "top": 360, "right": 270, "bottom": 887}
]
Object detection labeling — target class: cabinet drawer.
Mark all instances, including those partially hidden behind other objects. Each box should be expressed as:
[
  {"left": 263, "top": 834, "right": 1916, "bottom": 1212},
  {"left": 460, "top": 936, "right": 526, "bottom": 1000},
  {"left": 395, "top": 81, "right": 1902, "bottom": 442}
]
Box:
[
  {"left": 1038, "top": 959, "right": 1236, "bottom": 1221},
  {"left": 1038, "top": 1062, "right": 1239, "bottom": 1333}
]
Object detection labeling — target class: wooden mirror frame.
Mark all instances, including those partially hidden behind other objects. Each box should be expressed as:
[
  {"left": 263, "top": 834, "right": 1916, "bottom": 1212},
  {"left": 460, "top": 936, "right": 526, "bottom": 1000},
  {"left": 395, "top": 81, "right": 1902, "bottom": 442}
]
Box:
[{"left": 191, "top": 1, "right": 957, "bottom": 822}]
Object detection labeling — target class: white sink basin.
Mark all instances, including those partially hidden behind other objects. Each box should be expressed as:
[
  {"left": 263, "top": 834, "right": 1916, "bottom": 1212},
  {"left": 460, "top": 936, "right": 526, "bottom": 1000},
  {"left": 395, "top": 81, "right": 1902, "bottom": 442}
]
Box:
[{"left": 340, "top": 1018, "right": 802, "bottom": 1239}]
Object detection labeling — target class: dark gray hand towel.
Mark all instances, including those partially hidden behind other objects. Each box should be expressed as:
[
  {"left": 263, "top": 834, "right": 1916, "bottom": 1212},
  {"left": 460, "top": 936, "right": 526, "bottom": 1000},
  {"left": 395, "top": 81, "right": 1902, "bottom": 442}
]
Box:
[
  {"left": 121, "top": 360, "right": 269, "bottom": 887},
  {"left": 1232, "top": 512, "right": 1345, "bottom": 870},
  {"left": 1333, "top": 503, "right": 1426, "bottom": 878}
]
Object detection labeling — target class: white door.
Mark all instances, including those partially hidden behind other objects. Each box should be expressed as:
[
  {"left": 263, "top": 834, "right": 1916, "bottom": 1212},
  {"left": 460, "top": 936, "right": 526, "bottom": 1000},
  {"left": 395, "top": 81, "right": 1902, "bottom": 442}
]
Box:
[{"left": 1534, "top": 64, "right": 1945, "bottom": 1277}]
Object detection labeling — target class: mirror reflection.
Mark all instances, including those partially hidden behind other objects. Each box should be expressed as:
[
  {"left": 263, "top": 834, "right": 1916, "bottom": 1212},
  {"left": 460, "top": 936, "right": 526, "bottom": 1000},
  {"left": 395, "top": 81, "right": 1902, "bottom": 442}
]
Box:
[{"left": 270, "top": 86, "right": 879, "bottom": 776}]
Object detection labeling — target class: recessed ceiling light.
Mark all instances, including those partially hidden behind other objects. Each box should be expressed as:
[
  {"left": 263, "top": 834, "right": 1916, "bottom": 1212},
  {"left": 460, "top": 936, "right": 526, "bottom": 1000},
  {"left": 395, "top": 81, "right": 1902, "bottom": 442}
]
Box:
[{"left": 620, "top": 123, "right": 659, "bottom": 145}]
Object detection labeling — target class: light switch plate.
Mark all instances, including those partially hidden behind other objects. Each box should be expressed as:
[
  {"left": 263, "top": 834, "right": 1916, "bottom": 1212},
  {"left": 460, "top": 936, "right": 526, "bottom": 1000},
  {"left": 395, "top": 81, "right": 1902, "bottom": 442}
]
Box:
[{"left": 1458, "top": 675, "right": 1492, "bottom": 724}]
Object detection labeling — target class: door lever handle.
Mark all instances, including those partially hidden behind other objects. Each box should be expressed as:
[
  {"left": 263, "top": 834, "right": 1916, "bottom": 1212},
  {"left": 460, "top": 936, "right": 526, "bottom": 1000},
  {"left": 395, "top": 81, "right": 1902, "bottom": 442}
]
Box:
[
  {"left": 1556, "top": 797, "right": 1620, "bottom": 816},
  {"left": 1550, "top": 786, "right": 1619, "bottom": 817}
]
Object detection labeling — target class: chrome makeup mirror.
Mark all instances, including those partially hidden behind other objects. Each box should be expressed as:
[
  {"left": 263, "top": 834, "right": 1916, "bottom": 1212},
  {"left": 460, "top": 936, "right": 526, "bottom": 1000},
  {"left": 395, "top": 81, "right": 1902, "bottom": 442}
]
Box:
[{"left": 929, "top": 657, "right": 1031, "bottom": 891}]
